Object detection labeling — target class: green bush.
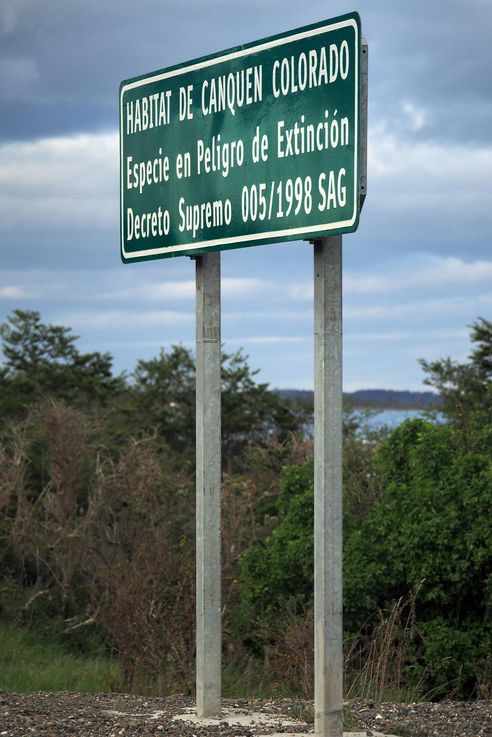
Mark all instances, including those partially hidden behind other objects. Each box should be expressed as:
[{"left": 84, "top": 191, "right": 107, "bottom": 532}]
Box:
[
  {"left": 346, "top": 418, "right": 492, "bottom": 628},
  {"left": 239, "top": 462, "right": 314, "bottom": 621},
  {"left": 414, "top": 619, "right": 492, "bottom": 699},
  {"left": 238, "top": 417, "right": 492, "bottom": 698}
]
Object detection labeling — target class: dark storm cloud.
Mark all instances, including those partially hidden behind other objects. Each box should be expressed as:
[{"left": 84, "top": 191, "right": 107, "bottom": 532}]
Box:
[{"left": 1, "top": 0, "right": 491, "bottom": 144}]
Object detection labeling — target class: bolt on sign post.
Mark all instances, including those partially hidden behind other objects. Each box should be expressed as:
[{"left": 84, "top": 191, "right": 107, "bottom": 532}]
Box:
[{"left": 120, "top": 11, "right": 366, "bottom": 736}]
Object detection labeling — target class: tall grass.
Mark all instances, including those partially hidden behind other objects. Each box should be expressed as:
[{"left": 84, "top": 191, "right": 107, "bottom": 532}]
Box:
[
  {"left": 224, "top": 595, "right": 432, "bottom": 704},
  {"left": 0, "top": 625, "right": 120, "bottom": 694},
  {"left": 345, "top": 596, "right": 426, "bottom": 703}
]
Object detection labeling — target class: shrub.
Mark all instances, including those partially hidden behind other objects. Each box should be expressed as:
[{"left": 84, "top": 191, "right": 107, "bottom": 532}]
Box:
[{"left": 238, "top": 417, "right": 492, "bottom": 698}]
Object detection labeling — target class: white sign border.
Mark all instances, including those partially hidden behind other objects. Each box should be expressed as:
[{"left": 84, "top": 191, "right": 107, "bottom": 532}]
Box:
[{"left": 120, "top": 16, "right": 359, "bottom": 261}]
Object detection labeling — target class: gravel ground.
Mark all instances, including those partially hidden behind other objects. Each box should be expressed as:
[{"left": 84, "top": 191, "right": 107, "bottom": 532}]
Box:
[{"left": 0, "top": 692, "right": 490, "bottom": 737}]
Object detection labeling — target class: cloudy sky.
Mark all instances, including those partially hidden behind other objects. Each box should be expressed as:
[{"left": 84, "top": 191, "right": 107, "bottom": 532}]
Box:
[{"left": 1, "top": 0, "right": 491, "bottom": 390}]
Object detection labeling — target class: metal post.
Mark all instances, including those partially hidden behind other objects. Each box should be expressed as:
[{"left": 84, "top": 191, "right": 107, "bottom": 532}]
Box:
[
  {"left": 359, "top": 34, "right": 369, "bottom": 212},
  {"left": 195, "top": 251, "right": 221, "bottom": 717},
  {"left": 313, "top": 236, "right": 343, "bottom": 737}
]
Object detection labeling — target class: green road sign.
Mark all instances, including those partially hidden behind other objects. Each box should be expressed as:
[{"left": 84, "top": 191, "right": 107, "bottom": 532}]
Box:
[{"left": 120, "top": 12, "right": 361, "bottom": 262}]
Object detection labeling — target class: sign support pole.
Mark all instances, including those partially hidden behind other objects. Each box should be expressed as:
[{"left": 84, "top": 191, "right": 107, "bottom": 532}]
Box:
[
  {"left": 195, "top": 251, "right": 222, "bottom": 717},
  {"left": 314, "top": 236, "right": 343, "bottom": 737}
]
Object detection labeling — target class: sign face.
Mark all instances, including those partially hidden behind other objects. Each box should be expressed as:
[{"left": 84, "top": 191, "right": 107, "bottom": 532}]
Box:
[{"left": 120, "top": 12, "right": 361, "bottom": 262}]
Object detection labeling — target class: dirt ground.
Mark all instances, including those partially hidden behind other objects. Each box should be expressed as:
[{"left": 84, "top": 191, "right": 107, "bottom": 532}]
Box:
[{"left": 0, "top": 691, "right": 490, "bottom": 737}]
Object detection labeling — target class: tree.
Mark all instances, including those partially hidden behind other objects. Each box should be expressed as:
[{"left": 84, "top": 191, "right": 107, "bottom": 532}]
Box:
[
  {"left": 0, "top": 310, "right": 123, "bottom": 417},
  {"left": 130, "top": 345, "right": 196, "bottom": 458},
  {"left": 221, "top": 348, "right": 307, "bottom": 470},
  {"left": 129, "top": 345, "right": 307, "bottom": 469},
  {"left": 420, "top": 317, "right": 492, "bottom": 421}
]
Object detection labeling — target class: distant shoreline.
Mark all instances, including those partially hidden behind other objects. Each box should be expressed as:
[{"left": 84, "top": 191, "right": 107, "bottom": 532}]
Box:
[{"left": 279, "top": 388, "right": 442, "bottom": 411}]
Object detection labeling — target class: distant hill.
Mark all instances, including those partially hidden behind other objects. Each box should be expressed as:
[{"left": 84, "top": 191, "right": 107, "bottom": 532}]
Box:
[{"left": 279, "top": 388, "right": 442, "bottom": 409}]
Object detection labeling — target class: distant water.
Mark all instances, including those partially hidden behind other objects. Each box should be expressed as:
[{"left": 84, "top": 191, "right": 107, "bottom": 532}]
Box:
[
  {"left": 353, "top": 408, "right": 444, "bottom": 431},
  {"left": 304, "top": 408, "right": 443, "bottom": 438}
]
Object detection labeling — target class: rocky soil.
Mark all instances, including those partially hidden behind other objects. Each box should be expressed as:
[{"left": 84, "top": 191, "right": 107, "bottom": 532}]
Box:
[{"left": 0, "top": 692, "right": 490, "bottom": 737}]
